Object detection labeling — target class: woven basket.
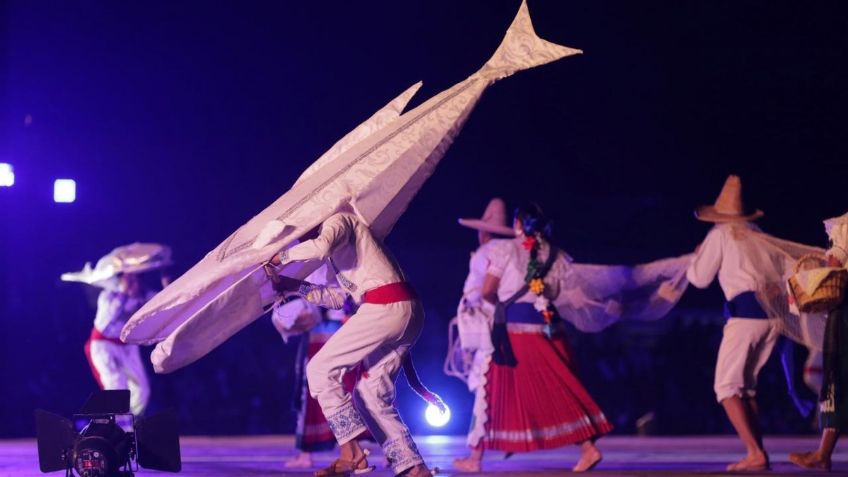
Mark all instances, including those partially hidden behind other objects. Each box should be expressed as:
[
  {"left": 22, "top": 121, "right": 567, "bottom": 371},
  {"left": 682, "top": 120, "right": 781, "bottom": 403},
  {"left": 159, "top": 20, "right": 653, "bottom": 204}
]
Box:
[{"left": 788, "top": 253, "right": 848, "bottom": 313}]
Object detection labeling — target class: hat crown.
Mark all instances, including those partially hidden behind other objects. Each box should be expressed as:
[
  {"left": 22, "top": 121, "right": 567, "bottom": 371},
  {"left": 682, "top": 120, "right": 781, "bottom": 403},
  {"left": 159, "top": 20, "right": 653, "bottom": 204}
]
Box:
[
  {"left": 458, "top": 197, "right": 515, "bottom": 237},
  {"left": 481, "top": 198, "right": 509, "bottom": 226},
  {"left": 824, "top": 211, "right": 848, "bottom": 235},
  {"left": 694, "top": 175, "right": 763, "bottom": 223},
  {"left": 713, "top": 175, "right": 745, "bottom": 215}
]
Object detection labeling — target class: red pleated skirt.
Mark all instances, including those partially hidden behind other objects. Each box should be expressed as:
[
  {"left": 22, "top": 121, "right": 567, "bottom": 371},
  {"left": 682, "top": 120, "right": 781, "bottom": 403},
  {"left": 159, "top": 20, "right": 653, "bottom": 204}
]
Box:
[
  {"left": 482, "top": 327, "right": 613, "bottom": 452},
  {"left": 299, "top": 336, "right": 338, "bottom": 451}
]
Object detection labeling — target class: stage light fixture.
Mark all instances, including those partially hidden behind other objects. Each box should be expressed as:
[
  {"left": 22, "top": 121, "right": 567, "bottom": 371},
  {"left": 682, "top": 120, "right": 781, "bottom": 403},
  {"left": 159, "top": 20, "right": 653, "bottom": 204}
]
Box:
[
  {"left": 36, "top": 390, "right": 181, "bottom": 477},
  {"left": 54, "top": 179, "right": 76, "bottom": 203},
  {"left": 0, "top": 163, "right": 14, "bottom": 187},
  {"left": 424, "top": 403, "right": 451, "bottom": 428}
]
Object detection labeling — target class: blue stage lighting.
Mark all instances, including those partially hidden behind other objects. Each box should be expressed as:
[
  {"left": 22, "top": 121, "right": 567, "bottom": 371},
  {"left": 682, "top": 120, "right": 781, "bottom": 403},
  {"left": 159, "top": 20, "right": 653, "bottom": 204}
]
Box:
[
  {"left": 424, "top": 403, "right": 451, "bottom": 428},
  {"left": 54, "top": 179, "right": 76, "bottom": 203},
  {"left": 0, "top": 163, "right": 13, "bottom": 187}
]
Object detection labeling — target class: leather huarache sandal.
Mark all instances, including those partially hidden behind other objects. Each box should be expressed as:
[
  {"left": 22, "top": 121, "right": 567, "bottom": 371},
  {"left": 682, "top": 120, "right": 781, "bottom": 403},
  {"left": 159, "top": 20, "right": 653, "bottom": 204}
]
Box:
[{"left": 314, "top": 448, "right": 375, "bottom": 477}]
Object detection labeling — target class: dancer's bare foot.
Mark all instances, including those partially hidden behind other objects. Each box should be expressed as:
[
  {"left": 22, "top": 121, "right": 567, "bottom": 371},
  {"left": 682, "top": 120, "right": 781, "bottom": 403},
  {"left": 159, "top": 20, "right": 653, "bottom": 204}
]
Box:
[
  {"left": 286, "top": 452, "right": 313, "bottom": 468},
  {"left": 725, "top": 450, "right": 769, "bottom": 472},
  {"left": 789, "top": 450, "right": 831, "bottom": 471},
  {"left": 453, "top": 455, "right": 481, "bottom": 472},
  {"left": 573, "top": 441, "right": 602, "bottom": 472}
]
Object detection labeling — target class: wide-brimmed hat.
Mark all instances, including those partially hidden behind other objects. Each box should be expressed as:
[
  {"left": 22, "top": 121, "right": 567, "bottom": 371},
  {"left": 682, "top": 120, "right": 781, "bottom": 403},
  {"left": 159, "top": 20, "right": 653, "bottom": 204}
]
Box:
[
  {"left": 61, "top": 242, "right": 172, "bottom": 288},
  {"left": 458, "top": 198, "right": 515, "bottom": 237},
  {"left": 695, "top": 175, "right": 763, "bottom": 223}
]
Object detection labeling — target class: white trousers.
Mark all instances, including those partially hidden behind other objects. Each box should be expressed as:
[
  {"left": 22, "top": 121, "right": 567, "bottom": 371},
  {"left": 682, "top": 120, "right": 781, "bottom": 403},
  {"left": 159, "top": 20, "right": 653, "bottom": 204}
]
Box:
[
  {"left": 714, "top": 318, "right": 780, "bottom": 403},
  {"left": 86, "top": 340, "right": 150, "bottom": 415},
  {"left": 307, "top": 300, "right": 425, "bottom": 475}
]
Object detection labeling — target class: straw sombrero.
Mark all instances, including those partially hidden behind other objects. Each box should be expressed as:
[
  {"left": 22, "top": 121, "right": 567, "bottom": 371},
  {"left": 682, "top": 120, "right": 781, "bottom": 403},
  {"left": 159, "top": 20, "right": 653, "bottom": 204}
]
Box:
[
  {"left": 458, "top": 198, "right": 515, "bottom": 237},
  {"left": 824, "top": 212, "right": 848, "bottom": 236},
  {"left": 695, "top": 175, "right": 763, "bottom": 223}
]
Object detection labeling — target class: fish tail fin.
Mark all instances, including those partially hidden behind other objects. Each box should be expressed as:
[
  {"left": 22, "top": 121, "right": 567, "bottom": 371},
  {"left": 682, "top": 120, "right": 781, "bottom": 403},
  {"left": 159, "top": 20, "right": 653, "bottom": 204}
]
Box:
[{"left": 479, "top": 0, "right": 582, "bottom": 81}]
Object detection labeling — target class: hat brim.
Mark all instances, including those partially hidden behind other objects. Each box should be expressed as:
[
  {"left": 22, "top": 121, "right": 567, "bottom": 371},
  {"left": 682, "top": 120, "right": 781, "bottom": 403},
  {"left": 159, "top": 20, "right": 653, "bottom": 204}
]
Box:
[
  {"left": 61, "top": 259, "right": 172, "bottom": 288},
  {"left": 695, "top": 206, "right": 764, "bottom": 223},
  {"left": 458, "top": 218, "right": 515, "bottom": 237}
]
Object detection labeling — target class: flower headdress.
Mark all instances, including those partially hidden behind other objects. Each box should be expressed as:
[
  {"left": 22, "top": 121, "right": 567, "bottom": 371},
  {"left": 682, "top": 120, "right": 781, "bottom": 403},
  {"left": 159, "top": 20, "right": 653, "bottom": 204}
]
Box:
[{"left": 521, "top": 228, "right": 559, "bottom": 338}]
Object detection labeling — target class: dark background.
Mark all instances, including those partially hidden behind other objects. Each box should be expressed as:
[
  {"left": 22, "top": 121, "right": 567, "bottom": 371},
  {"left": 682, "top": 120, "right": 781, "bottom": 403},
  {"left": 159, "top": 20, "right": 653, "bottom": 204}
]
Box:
[{"left": 1, "top": 0, "right": 846, "bottom": 437}]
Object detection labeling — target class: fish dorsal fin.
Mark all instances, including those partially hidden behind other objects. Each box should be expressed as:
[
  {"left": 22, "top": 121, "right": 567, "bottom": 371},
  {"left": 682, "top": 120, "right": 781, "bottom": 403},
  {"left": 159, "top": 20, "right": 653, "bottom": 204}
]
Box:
[{"left": 294, "top": 81, "right": 423, "bottom": 185}]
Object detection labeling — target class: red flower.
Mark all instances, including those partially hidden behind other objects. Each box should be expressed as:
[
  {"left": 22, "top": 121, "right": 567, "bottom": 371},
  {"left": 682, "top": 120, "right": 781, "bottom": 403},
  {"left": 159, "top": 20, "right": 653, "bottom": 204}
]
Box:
[
  {"left": 542, "top": 309, "right": 554, "bottom": 323},
  {"left": 522, "top": 236, "right": 537, "bottom": 251}
]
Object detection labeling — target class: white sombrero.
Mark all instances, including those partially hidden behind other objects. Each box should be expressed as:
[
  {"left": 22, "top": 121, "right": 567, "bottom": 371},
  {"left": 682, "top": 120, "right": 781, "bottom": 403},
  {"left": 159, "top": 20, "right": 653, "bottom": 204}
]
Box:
[
  {"left": 458, "top": 198, "right": 515, "bottom": 237},
  {"left": 695, "top": 175, "right": 763, "bottom": 223},
  {"left": 61, "top": 243, "right": 172, "bottom": 288}
]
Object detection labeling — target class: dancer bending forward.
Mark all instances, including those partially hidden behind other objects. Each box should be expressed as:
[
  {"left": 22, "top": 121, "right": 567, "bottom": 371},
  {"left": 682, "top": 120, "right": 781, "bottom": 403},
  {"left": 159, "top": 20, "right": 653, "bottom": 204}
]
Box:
[{"left": 270, "top": 212, "right": 435, "bottom": 477}]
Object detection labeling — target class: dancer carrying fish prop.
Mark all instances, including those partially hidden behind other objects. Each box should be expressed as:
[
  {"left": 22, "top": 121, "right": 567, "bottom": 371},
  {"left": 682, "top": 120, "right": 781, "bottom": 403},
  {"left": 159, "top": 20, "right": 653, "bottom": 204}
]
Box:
[
  {"left": 121, "top": 2, "right": 581, "bottom": 475},
  {"left": 265, "top": 214, "right": 446, "bottom": 476}
]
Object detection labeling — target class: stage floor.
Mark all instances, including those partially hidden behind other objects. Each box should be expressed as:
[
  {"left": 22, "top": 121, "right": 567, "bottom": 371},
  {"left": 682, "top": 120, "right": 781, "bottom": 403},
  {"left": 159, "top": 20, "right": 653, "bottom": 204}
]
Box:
[{"left": 3, "top": 435, "right": 845, "bottom": 477}]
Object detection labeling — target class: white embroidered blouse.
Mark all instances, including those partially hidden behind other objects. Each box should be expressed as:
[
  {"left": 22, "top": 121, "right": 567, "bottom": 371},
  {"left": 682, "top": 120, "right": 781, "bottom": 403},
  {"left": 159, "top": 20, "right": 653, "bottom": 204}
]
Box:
[{"left": 486, "top": 237, "right": 571, "bottom": 304}]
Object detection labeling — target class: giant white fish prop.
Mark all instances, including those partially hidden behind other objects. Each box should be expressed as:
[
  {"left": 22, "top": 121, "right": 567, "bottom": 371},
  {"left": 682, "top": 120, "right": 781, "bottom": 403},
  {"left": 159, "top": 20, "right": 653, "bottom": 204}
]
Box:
[{"left": 121, "top": 0, "right": 582, "bottom": 373}]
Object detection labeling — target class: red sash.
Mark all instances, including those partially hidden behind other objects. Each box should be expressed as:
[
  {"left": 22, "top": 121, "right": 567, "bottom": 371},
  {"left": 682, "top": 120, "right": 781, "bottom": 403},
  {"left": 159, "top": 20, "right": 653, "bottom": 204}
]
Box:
[
  {"left": 361, "top": 282, "right": 416, "bottom": 304},
  {"left": 89, "top": 328, "right": 125, "bottom": 345}
]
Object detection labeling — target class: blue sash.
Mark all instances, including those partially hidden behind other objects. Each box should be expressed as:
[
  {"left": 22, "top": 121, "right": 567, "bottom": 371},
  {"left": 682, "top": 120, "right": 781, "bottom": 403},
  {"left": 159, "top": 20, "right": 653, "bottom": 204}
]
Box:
[
  {"left": 723, "top": 291, "right": 768, "bottom": 319},
  {"left": 505, "top": 303, "right": 545, "bottom": 324},
  {"left": 491, "top": 246, "right": 560, "bottom": 367}
]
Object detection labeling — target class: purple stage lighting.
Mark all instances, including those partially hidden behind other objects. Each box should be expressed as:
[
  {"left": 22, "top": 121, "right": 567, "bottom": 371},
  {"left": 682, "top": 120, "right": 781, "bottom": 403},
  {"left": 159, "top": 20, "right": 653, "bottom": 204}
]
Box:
[
  {"left": 0, "top": 163, "right": 13, "bottom": 187},
  {"left": 54, "top": 179, "right": 76, "bottom": 203}
]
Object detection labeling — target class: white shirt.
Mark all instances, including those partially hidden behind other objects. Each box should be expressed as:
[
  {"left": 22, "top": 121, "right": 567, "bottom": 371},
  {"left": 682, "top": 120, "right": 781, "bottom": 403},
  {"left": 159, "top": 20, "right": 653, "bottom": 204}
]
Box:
[
  {"left": 486, "top": 237, "right": 570, "bottom": 304},
  {"left": 281, "top": 212, "right": 406, "bottom": 304},
  {"left": 687, "top": 222, "right": 773, "bottom": 301},
  {"left": 462, "top": 239, "right": 508, "bottom": 308},
  {"left": 94, "top": 289, "right": 155, "bottom": 339}
]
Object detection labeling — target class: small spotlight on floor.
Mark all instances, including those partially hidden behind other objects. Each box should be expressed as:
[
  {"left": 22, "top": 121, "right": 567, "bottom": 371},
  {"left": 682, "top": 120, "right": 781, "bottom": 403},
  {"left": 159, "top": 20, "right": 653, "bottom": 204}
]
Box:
[
  {"left": 425, "top": 403, "right": 451, "bottom": 428},
  {"left": 36, "top": 390, "right": 181, "bottom": 477},
  {"left": 0, "top": 163, "right": 14, "bottom": 187},
  {"left": 54, "top": 179, "right": 76, "bottom": 203}
]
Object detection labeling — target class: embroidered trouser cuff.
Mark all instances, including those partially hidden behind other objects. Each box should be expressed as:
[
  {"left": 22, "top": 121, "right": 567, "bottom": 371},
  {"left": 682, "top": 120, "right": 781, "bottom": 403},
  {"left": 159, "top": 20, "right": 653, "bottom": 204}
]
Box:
[
  {"left": 326, "top": 402, "right": 368, "bottom": 445},
  {"left": 383, "top": 430, "right": 424, "bottom": 475}
]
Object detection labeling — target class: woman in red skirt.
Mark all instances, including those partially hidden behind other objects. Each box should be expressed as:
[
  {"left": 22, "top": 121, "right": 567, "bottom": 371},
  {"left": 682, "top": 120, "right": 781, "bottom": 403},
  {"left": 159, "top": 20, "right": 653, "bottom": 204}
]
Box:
[{"left": 454, "top": 202, "right": 612, "bottom": 472}]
